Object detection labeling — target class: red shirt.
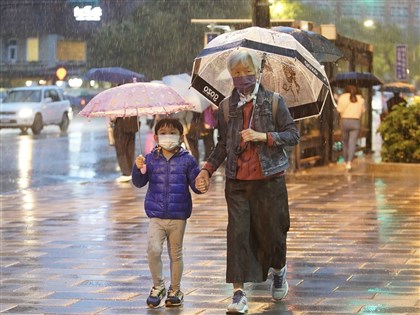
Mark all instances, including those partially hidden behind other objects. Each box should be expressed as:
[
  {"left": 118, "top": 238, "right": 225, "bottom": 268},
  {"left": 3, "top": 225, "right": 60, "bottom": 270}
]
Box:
[{"left": 203, "top": 101, "right": 283, "bottom": 179}]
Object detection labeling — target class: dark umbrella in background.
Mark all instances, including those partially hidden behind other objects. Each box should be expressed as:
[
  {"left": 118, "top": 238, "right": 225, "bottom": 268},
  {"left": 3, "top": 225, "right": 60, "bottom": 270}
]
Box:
[
  {"left": 272, "top": 26, "right": 344, "bottom": 63},
  {"left": 84, "top": 67, "right": 147, "bottom": 85},
  {"left": 330, "top": 72, "right": 383, "bottom": 88},
  {"left": 380, "top": 82, "right": 416, "bottom": 94}
]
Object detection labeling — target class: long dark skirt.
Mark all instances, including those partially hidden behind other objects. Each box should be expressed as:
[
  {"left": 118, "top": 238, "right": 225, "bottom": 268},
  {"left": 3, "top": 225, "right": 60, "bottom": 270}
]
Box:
[{"left": 225, "top": 176, "right": 290, "bottom": 283}]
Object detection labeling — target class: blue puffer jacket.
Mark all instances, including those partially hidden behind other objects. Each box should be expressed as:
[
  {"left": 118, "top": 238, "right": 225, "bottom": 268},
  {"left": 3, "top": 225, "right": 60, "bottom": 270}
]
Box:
[{"left": 131, "top": 147, "right": 201, "bottom": 220}]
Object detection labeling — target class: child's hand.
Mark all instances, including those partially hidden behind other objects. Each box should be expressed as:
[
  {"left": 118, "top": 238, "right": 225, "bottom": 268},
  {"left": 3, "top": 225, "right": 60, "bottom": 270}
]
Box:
[
  {"left": 195, "top": 170, "right": 209, "bottom": 193},
  {"left": 135, "top": 155, "right": 146, "bottom": 169}
]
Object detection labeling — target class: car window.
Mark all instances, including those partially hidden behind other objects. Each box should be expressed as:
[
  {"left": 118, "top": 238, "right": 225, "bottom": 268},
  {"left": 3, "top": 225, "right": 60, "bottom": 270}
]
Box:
[
  {"left": 3, "top": 90, "right": 41, "bottom": 103},
  {"left": 46, "top": 89, "right": 60, "bottom": 102}
]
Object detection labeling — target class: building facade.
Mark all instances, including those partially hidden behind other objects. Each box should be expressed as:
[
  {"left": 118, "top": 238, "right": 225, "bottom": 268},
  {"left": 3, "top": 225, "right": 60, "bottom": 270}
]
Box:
[
  {"left": 299, "top": 0, "right": 419, "bottom": 31},
  {"left": 0, "top": 0, "right": 141, "bottom": 87}
]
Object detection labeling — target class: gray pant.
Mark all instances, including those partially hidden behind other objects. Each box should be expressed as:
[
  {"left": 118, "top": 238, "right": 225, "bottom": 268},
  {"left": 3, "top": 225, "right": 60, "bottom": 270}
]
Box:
[
  {"left": 225, "top": 177, "right": 290, "bottom": 283},
  {"left": 341, "top": 118, "right": 360, "bottom": 163},
  {"left": 147, "top": 218, "right": 186, "bottom": 291}
]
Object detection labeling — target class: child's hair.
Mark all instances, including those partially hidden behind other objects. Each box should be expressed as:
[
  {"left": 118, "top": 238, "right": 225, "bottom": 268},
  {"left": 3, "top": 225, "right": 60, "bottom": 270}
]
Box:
[{"left": 154, "top": 117, "right": 184, "bottom": 135}]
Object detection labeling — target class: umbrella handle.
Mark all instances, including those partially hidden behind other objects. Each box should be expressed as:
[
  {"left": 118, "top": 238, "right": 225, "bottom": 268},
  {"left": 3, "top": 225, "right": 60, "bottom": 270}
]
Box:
[{"left": 136, "top": 110, "right": 142, "bottom": 155}]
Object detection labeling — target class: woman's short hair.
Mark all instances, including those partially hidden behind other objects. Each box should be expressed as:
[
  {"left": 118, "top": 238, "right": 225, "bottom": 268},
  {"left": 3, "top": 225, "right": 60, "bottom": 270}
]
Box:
[
  {"left": 154, "top": 117, "right": 183, "bottom": 135},
  {"left": 227, "top": 49, "right": 261, "bottom": 74}
]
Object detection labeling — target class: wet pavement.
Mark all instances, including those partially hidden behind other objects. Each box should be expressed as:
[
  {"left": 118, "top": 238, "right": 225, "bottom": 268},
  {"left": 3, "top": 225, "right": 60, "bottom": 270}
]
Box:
[{"left": 1, "top": 116, "right": 420, "bottom": 314}]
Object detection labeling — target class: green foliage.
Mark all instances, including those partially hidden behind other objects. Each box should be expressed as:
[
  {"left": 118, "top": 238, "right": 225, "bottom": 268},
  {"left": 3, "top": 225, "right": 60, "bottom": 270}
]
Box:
[
  {"left": 377, "top": 99, "right": 420, "bottom": 163},
  {"left": 87, "top": 0, "right": 251, "bottom": 80}
]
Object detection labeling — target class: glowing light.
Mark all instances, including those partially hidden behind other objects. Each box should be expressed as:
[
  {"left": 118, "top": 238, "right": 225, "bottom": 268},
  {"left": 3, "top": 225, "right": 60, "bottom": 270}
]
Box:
[
  {"left": 56, "top": 80, "right": 64, "bottom": 87},
  {"left": 18, "top": 137, "right": 32, "bottom": 190},
  {"left": 364, "top": 19, "right": 374, "bottom": 27},
  {"left": 56, "top": 67, "right": 67, "bottom": 80},
  {"left": 25, "top": 80, "right": 33, "bottom": 87},
  {"left": 270, "top": 1, "right": 285, "bottom": 18},
  {"left": 68, "top": 78, "right": 83, "bottom": 88},
  {"left": 74, "top": 6, "right": 102, "bottom": 21}
]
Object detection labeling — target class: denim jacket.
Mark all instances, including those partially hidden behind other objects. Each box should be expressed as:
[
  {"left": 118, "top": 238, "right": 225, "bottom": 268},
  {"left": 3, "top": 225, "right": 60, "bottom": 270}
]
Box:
[{"left": 206, "top": 86, "right": 300, "bottom": 179}]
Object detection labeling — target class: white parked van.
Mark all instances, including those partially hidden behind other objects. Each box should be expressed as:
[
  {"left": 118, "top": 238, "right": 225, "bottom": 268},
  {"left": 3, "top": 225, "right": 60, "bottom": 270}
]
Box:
[{"left": 0, "top": 86, "right": 72, "bottom": 134}]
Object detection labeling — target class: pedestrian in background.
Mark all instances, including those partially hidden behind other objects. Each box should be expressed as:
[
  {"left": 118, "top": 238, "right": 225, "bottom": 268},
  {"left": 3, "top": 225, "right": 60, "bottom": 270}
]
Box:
[
  {"left": 132, "top": 117, "right": 205, "bottom": 309},
  {"left": 201, "top": 104, "right": 218, "bottom": 161},
  {"left": 195, "top": 49, "right": 300, "bottom": 314},
  {"left": 112, "top": 116, "right": 139, "bottom": 182},
  {"left": 337, "top": 85, "right": 366, "bottom": 171},
  {"left": 386, "top": 91, "right": 407, "bottom": 113}
]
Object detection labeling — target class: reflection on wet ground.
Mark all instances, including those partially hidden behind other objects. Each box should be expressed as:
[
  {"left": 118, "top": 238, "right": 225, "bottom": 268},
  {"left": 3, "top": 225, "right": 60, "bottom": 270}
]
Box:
[{"left": 1, "top": 165, "right": 419, "bottom": 314}]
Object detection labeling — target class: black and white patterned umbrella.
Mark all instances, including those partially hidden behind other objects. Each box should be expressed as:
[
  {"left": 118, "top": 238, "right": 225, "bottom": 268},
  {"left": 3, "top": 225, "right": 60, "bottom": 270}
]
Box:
[{"left": 191, "top": 26, "right": 334, "bottom": 121}]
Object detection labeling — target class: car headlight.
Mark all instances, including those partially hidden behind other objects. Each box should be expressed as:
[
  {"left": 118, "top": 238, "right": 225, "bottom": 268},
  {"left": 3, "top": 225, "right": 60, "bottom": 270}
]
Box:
[{"left": 18, "top": 108, "right": 33, "bottom": 118}]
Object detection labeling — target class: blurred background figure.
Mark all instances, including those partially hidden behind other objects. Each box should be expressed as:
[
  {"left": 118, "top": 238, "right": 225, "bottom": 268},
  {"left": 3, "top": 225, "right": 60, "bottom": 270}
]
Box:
[
  {"left": 112, "top": 116, "right": 140, "bottom": 182},
  {"left": 386, "top": 91, "right": 407, "bottom": 112},
  {"left": 201, "top": 104, "right": 218, "bottom": 161},
  {"left": 337, "top": 85, "right": 366, "bottom": 171}
]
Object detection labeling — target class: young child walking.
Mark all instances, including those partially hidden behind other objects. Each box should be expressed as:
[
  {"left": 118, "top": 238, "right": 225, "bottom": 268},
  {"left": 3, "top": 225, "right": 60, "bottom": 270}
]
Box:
[{"left": 132, "top": 117, "right": 206, "bottom": 308}]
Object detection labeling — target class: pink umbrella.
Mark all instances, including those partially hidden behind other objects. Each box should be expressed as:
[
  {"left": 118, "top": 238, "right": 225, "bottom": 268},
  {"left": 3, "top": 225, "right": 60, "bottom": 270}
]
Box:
[
  {"left": 79, "top": 82, "right": 195, "bottom": 153},
  {"left": 79, "top": 81, "right": 194, "bottom": 118}
]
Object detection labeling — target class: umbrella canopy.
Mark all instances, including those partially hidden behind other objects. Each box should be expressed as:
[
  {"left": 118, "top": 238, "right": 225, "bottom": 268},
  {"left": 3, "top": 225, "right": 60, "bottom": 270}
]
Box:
[
  {"left": 84, "top": 67, "right": 147, "bottom": 85},
  {"left": 191, "top": 26, "right": 333, "bottom": 121},
  {"left": 162, "top": 73, "right": 211, "bottom": 113},
  {"left": 380, "top": 82, "right": 416, "bottom": 94},
  {"left": 272, "top": 26, "right": 344, "bottom": 63},
  {"left": 331, "top": 71, "right": 383, "bottom": 88},
  {"left": 78, "top": 82, "right": 195, "bottom": 119}
]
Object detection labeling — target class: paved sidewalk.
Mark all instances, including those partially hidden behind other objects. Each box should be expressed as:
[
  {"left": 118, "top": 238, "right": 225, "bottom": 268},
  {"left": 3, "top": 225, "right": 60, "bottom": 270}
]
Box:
[{"left": 1, "top": 159, "right": 419, "bottom": 314}]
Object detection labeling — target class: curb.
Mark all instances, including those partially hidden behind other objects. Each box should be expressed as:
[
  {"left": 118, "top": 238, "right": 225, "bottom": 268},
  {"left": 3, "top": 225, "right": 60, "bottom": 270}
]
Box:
[{"left": 366, "top": 161, "right": 420, "bottom": 177}]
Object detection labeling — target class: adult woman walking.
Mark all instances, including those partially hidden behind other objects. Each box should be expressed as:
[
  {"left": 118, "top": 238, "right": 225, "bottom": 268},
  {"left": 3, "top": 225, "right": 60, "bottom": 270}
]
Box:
[
  {"left": 195, "top": 49, "right": 300, "bottom": 314},
  {"left": 337, "top": 85, "right": 366, "bottom": 171}
]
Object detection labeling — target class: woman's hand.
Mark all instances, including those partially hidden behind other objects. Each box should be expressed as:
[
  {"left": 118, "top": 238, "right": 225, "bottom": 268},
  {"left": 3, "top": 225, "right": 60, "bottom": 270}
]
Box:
[
  {"left": 195, "top": 170, "right": 210, "bottom": 193},
  {"left": 240, "top": 128, "right": 267, "bottom": 143}
]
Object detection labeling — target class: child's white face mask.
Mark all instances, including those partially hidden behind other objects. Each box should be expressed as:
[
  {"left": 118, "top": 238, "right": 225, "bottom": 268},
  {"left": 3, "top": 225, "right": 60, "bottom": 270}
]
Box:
[{"left": 158, "top": 134, "right": 180, "bottom": 151}]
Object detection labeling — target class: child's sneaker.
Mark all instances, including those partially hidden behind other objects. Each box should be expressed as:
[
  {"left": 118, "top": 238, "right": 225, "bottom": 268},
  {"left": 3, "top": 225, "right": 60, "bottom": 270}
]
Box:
[
  {"left": 146, "top": 286, "right": 166, "bottom": 308},
  {"left": 226, "top": 289, "right": 248, "bottom": 314},
  {"left": 165, "top": 286, "right": 184, "bottom": 307},
  {"left": 271, "top": 265, "right": 288, "bottom": 300}
]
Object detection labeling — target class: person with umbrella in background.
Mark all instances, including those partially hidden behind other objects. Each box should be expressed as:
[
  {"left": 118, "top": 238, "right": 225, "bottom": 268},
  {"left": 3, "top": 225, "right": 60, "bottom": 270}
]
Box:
[
  {"left": 386, "top": 91, "right": 407, "bottom": 113},
  {"left": 337, "top": 85, "right": 366, "bottom": 171},
  {"left": 195, "top": 49, "right": 300, "bottom": 314}
]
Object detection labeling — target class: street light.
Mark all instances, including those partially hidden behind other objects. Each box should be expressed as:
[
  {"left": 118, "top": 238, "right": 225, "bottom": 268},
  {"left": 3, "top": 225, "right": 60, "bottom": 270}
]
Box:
[{"left": 363, "top": 19, "right": 374, "bottom": 28}]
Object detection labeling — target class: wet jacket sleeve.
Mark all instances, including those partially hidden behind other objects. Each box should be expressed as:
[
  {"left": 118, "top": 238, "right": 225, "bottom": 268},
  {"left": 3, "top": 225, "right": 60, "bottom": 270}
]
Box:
[
  {"left": 131, "top": 160, "right": 149, "bottom": 188},
  {"left": 269, "top": 96, "right": 300, "bottom": 147}
]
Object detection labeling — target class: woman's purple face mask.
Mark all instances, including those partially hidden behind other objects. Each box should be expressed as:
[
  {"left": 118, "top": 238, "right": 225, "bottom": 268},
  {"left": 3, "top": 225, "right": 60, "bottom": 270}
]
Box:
[
  {"left": 232, "top": 75, "right": 256, "bottom": 94},
  {"left": 230, "top": 62, "right": 256, "bottom": 95}
]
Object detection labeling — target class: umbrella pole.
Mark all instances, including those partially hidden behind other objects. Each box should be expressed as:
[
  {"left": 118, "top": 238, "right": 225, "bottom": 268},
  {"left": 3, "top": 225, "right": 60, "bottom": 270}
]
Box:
[{"left": 136, "top": 110, "right": 142, "bottom": 155}]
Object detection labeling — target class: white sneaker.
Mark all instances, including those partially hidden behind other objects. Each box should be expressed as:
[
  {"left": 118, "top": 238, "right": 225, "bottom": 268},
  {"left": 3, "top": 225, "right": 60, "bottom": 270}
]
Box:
[
  {"left": 116, "top": 175, "right": 131, "bottom": 183},
  {"left": 226, "top": 289, "right": 248, "bottom": 314},
  {"left": 345, "top": 162, "right": 352, "bottom": 171},
  {"left": 271, "top": 265, "right": 288, "bottom": 300}
]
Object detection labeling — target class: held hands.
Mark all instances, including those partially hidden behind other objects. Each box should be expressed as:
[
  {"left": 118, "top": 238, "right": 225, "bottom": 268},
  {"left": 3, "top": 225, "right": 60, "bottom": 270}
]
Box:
[
  {"left": 135, "top": 155, "right": 146, "bottom": 174},
  {"left": 240, "top": 128, "right": 267, "bottom": 143},
  {"left": 195, "top": 170, "right": 210, "bottom": 193}
]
